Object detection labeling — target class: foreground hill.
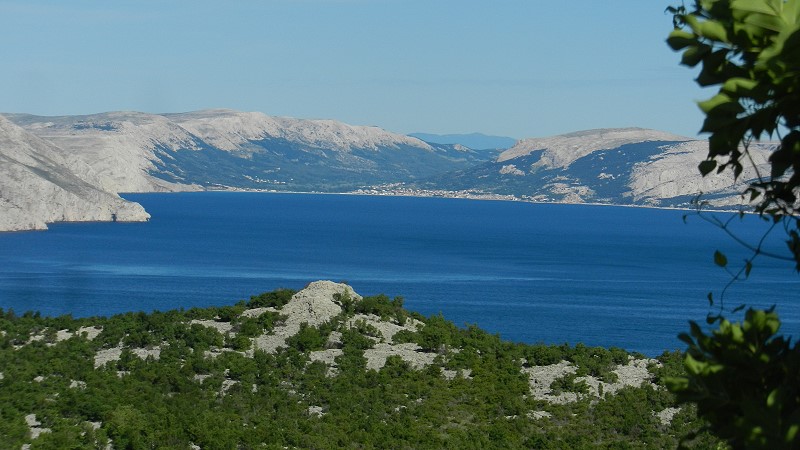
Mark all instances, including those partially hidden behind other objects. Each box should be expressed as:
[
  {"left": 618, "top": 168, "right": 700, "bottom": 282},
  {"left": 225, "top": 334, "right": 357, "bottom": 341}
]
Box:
[
  {"left": 419, "top": 127, "right": 774, "bottom": 208},
  {"left": 0, "top": 281, "right": 718, "bottom": 448},
  {"left": 0, "top": 116, "right": 149, "bottom": 231}
]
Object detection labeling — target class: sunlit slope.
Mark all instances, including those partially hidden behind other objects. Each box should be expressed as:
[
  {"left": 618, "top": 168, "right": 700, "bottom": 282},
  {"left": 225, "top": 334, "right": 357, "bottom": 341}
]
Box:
[
  {"left": 0, "top": 116, "right": 149, "bottom": 231},
  {"left": 420, "top": 128, "right": 773, "bottom": 208}
]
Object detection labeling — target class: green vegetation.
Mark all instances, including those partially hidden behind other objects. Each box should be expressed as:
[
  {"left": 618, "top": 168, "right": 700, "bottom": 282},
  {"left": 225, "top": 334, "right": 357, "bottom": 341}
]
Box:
[
  {"left": 668, "top": 1, "right": 800, "bottom": 447},
  {"left": 0, "top": 289, "right": 720, "bottom": 449}
]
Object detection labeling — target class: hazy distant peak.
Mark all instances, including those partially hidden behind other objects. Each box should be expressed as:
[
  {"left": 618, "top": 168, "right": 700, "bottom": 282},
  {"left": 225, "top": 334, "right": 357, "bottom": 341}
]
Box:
[
  {"left": 497, "top": 128, "right": 692, "bottom": 166},
  {"left": 408, "top": 132, "right": 517, "bottom": 150}
]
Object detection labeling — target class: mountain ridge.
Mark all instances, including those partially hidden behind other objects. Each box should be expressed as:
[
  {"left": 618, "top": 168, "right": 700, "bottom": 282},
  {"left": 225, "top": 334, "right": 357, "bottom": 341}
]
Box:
[{"left": 0, "top": 109, "right": 769, "bottom": 231}]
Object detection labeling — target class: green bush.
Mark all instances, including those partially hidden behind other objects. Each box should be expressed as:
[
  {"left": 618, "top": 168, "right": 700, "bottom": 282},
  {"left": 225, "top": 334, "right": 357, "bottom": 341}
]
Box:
[
  {"left": 285, "top": 323, "right": 325, "bottom": 352},
  {"left": 247, "top": 288, "right": 296, "bottom": 309}
]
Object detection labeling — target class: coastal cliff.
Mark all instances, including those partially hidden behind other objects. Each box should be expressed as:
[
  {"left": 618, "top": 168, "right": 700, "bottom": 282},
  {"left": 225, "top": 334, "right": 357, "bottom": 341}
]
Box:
[{"left": 0, "top": 116, "right": 149, "bottom": 231}]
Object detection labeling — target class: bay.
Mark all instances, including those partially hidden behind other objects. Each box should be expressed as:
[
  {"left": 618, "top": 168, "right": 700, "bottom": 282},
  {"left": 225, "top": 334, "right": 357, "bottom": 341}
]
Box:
[{"left": 1, "top": 192, "right": 798, "bottom": 356}]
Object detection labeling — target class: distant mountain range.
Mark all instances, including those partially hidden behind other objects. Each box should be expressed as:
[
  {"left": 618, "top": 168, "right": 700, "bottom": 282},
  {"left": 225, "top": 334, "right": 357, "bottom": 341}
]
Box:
[
  {"left": 407, "top": 132, "right": 517, "bottom": 151},
  {"left": 415, "top": 128, "right": 773, "bottom": 208},
  {"left": 0, "top": 109, "right": 772, "bottom": 231}
]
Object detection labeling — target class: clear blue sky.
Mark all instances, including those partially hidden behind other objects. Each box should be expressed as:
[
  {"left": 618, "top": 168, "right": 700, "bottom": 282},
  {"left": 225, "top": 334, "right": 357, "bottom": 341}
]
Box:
[{"left": 0, "top": 0, "right": 707, "bottom": 139}]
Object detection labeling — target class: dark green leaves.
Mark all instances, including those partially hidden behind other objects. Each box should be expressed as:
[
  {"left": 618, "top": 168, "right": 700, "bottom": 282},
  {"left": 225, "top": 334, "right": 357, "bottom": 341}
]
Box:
[
  {"left": 714, "top": 250, "right": 728, "bottom": 267},
  {"left": 699, "top": 159, "right": 718, "bottom": 176}
]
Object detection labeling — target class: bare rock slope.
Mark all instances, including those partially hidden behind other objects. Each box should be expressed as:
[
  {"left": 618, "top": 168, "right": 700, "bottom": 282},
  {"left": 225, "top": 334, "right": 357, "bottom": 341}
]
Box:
[{"left": 0, "top": 116, "right": 149, "bottom": 231}]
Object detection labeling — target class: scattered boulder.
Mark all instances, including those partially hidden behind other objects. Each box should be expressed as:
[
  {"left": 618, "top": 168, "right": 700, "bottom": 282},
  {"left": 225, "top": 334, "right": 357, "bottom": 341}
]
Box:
[{"left": 24, "top": 414, "right": 51, "bottom": 440}]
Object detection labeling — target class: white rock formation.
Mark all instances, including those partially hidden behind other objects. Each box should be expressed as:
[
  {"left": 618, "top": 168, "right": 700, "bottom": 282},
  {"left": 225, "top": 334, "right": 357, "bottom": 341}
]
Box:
[
  {"left": 168, "top": 109, "right": 433, "bottom": 153},
  {"left": 498, "top": 128, "right": 688, "bottom": 166},
  {"left": 0, "top": 116, "right": 150, "bottom": 231},
  {"left": 6, "top": 112, "right": 203, "bottom": 193},
  {"left": 628, "top": 140, "right": 773, "bottom": 207},
  {"left": 522, "top": 358, "right": 658, "bottom": 404},
  {"left": 252, "top": 281, "right": 360, "bottom": 353},
  {"left": 24, "top": 414, "right": 51, "bottom": 440}
]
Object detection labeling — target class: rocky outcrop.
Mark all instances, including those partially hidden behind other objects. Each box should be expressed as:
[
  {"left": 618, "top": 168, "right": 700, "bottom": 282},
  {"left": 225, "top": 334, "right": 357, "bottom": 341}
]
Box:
[
  {"left": 0, "top": 116, "right": 150, "bottom": 231},
  {"left": 252, "top": 281, "right": 359, "bottom": 353}
]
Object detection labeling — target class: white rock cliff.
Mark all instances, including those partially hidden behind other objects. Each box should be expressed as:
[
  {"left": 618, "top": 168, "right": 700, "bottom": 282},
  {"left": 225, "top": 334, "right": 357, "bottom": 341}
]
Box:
[{"left": 0, "top": 116, "right": 149, "bottom": 231}]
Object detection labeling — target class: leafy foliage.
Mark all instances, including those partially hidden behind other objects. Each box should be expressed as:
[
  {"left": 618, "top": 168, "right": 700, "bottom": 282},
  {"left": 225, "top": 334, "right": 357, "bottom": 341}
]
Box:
[
  {"left": 246, "top": 288, "right": 297, "bottom": 309},
  {"left": 668, "top": 2, "right": 800, "bottom": 447},
  {"left": 667, "top": 308, "right": 800, "bottom": 448},
  {"left": 668, "top": 0, "right": 800, "bottom": 268}
]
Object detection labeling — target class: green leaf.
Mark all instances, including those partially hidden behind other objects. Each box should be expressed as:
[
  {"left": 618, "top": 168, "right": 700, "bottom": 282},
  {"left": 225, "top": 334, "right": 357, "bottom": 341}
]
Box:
[
  {"left": 714, "top": 250, "right": 728, "bottom": 267},
  {"left": 664, "top": 376, "right": 690, "bottom": 392},
  {"left": 721, "top": 77, "right": 759, "bottom": 94},
  {"left": 743, "top": 12, "right": 785, "bottom": 32},
  {"left": 699, "top": 160, "right": 718, "bottom": 176},
  {"left": 698, "top": 93, "right": 735, "bottom": 114},
  {"left": 696, "top": 20, "right": 730, "bottom": 41},
  {"left": 681, "top": 45, "right": 711, "bottom": 66},
  {"left": 731, "top": 0, "right": 782, "bottom": 16},
  {"left": 667, "top": 29, "right": 698, "bottom": 50},
  {"left": 684, "top": 353, "right": 706, "bottom": 375}
]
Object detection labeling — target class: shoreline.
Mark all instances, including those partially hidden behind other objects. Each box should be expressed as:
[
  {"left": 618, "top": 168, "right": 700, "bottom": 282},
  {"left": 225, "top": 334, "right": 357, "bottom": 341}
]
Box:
[
  {"left": 123, "top": 185, "right": 751, "bottom": 215},
  {"left": 0, "top": 187, "right": 753, "bottom": 233}
]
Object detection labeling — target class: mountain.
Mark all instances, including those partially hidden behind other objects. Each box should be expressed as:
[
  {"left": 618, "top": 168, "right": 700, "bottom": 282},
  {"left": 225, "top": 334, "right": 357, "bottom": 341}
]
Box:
[
  {"left": 418, "top": 127, "right": 774, "bottom": 209},
  {"left": 0, "top": 116, "right": 149, "bottom": 231},
  {"left": 1, "top": 110, "right": 774, "bottom": 232},
  {"left": 7, "top": 110, "right": 493, "bottom": 193},
  {"left": 408, "top": 132, "right": 517, "bottom": 151}
]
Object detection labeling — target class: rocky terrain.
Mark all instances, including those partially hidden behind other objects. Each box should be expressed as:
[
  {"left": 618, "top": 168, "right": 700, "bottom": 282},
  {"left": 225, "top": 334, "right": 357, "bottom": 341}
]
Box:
[
  {"left": 0, "top": 116, "right": 149, "bottom": 231},
  {"left": 1, "top": 109, "right": 775, "bottom": 231},
  {"left": 5, "top": 110, "right": 488, "bottom": 195},
  {"left": 420, "top": 127, "right": 775, "bottom": 208},
  {"left": 2, "top": 281, "right": 698, "bottom": 448}
]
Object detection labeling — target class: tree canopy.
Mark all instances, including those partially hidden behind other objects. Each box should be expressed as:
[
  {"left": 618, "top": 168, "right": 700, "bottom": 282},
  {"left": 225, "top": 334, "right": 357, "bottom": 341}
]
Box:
[
  {"left": 668, "top": 0, "right": 800, "bottom": 266},
  {"left": 667, "top": 2, "right": 800, "bottom": 448}
]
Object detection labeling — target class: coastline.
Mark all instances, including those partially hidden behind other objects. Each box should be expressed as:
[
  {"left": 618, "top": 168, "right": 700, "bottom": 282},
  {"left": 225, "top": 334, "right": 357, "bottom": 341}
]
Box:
[{"left": 0, "top": 186, "right": 751, "bottom": 234}]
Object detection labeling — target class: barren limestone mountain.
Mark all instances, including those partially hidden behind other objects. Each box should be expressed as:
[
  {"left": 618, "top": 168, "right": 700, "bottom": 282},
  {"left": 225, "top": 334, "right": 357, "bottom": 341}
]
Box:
[
  {"left": 6, "top": 110, "right": 489, "bottom": 194},
  {"left": 0, "top": 116, "right": 149, "bottom": 231},
  {"left": 423, "top": 127, "right": 774, "bottom": 208},
  {"left": 1, "top": 110, "right": 774, "bottom": 232}
]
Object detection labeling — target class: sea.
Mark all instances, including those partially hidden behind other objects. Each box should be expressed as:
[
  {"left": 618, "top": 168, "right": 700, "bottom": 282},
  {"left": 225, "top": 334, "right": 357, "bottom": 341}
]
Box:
[{"left": 1, "top": 192, "right": 798, "bottom": 357}]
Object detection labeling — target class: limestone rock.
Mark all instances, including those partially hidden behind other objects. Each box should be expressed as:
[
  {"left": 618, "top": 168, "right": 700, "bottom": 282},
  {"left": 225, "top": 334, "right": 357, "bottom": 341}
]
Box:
[{"left": 0, "top": 115, "right": 150, "bottom": 231}]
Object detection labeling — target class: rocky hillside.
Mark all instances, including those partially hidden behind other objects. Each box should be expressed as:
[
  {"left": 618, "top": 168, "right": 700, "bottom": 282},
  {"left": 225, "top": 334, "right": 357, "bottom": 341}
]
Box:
[
  {"left": 6, "top": 110, "right": 491, "bottom": 194},
  {"left": 420, "top": 127, "right": 774, "bottom": 208},
  {"left": 1, "top": 109, "right": 775, "bottom": 231},
  {"left": 0, "top": 116, "right": 149, "bottom": 231},
  {"left": 0, "top": 281, "right": 718, "bottom": 448}
]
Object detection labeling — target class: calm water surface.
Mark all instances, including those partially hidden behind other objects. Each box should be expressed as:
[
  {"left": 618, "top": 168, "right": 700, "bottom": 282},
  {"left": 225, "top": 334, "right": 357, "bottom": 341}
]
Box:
[{"left": 1, "top": 192, "right": 798, "bottom": 356}]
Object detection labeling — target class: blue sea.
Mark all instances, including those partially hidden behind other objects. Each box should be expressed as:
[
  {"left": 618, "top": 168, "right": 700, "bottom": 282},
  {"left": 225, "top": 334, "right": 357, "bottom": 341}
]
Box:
[{"left": 1, "top": 192, "right": 798, "bottom": 356}]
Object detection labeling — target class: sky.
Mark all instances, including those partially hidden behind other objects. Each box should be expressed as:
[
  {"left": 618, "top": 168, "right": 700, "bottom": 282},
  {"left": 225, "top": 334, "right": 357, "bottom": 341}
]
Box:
[{"left": 0, "top": 0, "right": 708, "bottom": 139}]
